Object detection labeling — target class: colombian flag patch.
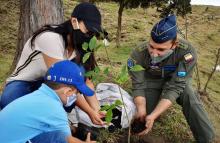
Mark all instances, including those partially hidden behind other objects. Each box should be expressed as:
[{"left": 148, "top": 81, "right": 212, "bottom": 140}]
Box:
[{"left": 184, "top": 53, "right": 193, "bottom": 63}]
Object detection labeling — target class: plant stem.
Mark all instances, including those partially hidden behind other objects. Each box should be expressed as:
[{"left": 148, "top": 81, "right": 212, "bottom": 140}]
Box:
[
  {"left": 104, "top": 45, "right": 113, "bottom": 69},
  {"left": 118, "top": 85, "right": 131, "bottom": 143},
  {"left": 104, "top": 44, "right": 131, "bottom": 143}
]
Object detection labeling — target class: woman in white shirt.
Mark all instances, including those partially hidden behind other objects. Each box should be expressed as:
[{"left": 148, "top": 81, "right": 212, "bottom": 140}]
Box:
[{"left": 0, "top": 2, "right": 104, "bottom": 125}]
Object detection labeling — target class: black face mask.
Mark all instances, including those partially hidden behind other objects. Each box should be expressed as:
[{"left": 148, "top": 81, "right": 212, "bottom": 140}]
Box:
[{"left": 73, "top": 29, "right": 93, "bottom": 49}]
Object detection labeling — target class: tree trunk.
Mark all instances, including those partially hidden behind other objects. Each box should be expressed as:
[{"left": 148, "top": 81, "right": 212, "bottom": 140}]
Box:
[
  {"left": 203, "top": 48, "right": 220, "bottom": 93},
  {"left": 116, "top": 1, "right": 124, "bottom": 48},
  {"left": 11, "top": 0, "right": 64, "bottom": 72}
]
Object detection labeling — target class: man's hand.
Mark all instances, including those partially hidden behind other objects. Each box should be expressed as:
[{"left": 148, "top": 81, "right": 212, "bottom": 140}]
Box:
[
  {"left": 138, "top": 114, "right": 155, "bottom": 136},
  {"left": 85, "top": 132, "right": 96, "bottom": 143},
  {"left": 137, "top": 99, "right": 172, "bottom": 136},
  {"left": 134, "top": 96, "right": 147, "bottom": 121},
  {"left": 134, "top": 108, "right": 147, "bottom": 122}
]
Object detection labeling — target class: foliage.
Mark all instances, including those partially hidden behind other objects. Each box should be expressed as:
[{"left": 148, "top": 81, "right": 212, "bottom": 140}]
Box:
[
  {"left": 89, "top": 0, "right": 192, "bottom": 47},
  {"left": 91, "top": 0, "right": 192, "bottom": 15},
  {"left": 82, "top": 34, "right": 145, "bottom": 142},
  {"left": 129, "top": 65, "right": 145, "bottom": 72},
  {"left": 100, "top": 100, "right": 123, "bottom": 123},
  {"left": 115, "top": 65, "right": 129, "bottom": 85},
  {"left": 2, "top": 0, "right": 220, "bottom": 141},
  {"left": 154, "top": 0, "right": 192, "bottom": 17},
  {"left": 82, "top": 36, "right": 102, "bottom": 63}
]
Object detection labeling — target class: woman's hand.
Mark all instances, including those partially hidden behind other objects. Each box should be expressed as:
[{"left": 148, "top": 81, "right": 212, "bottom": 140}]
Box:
[
  {"left": 88, "top": 110, "right": 105, "bottom": 125},
  {"left": 84, "top": 79, "right": 100, "bottom": 112}
]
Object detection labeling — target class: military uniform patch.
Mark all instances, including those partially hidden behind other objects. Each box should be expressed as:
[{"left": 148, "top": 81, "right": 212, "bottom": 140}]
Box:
[
  {"left": 184, "top": 53, "right": 193, "bottom": 63},
  {"left": 127, "top": 58, "right": 135, "bottom": 68},
  {"left": 163, "top": 65, "right": 176, "bottom": 71},
  {"left": 177, "top": 71, "right": 186, "bottom": 77}
]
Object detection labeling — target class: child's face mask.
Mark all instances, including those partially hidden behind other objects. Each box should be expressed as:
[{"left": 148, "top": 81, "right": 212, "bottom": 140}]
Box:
[{"left": 65, "top": 94, "right": 77, "bottom": 107}]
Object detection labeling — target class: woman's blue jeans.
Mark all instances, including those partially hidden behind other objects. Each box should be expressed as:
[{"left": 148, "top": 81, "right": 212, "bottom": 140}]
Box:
[{"left": 0, "top": 80, "right": 43, "bottom": 109}]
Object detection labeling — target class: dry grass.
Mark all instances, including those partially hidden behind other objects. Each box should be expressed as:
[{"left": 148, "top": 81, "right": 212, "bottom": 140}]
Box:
[{"left": 0, "top": 0, "right": 220, "bottom": 142}]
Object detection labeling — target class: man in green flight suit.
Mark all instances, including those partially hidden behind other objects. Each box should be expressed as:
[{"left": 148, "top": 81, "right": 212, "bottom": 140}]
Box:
[{"left": 128, "top": 15, "right": 215, "bottom": 143}]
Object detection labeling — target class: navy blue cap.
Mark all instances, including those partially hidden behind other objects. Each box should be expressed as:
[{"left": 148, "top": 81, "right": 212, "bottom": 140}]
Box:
[
  {"left": 72, "top": 2, "right": 102, "bottom": 33},
  {"left": 45, "top": 60, "right": 94, "bottom": 96},
  {"left": 151, "top": 15, "right": 177, "bottom": 43}
]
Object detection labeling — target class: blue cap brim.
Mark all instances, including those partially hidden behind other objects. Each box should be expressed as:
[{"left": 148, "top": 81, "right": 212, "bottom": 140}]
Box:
[{"left": 76, "top": 84, "right": 94, "bottom": 96}]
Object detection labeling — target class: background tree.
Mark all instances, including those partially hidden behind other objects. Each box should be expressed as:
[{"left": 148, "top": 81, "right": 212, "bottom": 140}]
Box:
[
  {"left": 155, "top": 0, "right": 191, "bottom": 18},
  {"left": 202, "top": 48, "right": 220, "bottom": 95},
  {"left": 11, "top": 0, "right": 64, "bottom": 71},
  {"left": 99, "top": 0, "right": 152, "bottom": 48},
  {"left": 90, "top": 0, "right": 192, "bottom": 47}
]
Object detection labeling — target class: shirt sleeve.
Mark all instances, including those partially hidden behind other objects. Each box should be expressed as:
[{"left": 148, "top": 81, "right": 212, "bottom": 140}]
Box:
[
  {"left": 161, "top": 46, "right": 197, "bottom": 103},
  {"left": 34, "top": 32, "right": 65, "bottom": 60},
  {"left": 128, "top": 49, "right": 147, "bottom": 98}
]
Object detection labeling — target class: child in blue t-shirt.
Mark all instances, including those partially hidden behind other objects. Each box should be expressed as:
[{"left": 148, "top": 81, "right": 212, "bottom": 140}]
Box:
[{"left": 0, "top": 60, "right": 98, "bottom": 143}]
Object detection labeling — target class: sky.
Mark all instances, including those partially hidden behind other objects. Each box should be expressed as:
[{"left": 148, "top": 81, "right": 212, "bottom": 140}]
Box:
[{"left": 191, "top": 0, "right": 220, "bottom": 6}]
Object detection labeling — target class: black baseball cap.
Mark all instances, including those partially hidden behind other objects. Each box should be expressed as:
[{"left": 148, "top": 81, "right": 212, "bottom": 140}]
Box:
[{"left": 71, "top": 2, "right": 102, "bottom": 33}]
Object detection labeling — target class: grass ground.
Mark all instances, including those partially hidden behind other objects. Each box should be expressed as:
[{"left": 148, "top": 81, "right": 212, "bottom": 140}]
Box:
[{"left": 0, "top": 0, "right": 220, "bottom": 142}]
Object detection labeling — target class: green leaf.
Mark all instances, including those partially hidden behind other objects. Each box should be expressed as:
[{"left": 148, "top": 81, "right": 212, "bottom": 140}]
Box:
[
  {"left": 94, "top": 44, "right": 102, "bottom": 51},
  {"left": 115, "top": 65, "right": 129, "bottom": 84},
  {"left": 113, "top": 65, "right": 129, "bottom": 84},
  {"left": 82, "top": 42, "right": 89, "bottom": 51},
  {"left": 103, "top": 67, "right": 109, "bottom": 75},
  {"left": 97, "top": 76, "right": 104, "bottom": 83},
  {"left": 116, "top": 74, "right": 129, "bottom": 84},
  {"left": 85, "top": 71, "right": 94, "bottom": 78},
  {"left": 130, "top": 65, "right": 145, "bottom": 71},
  {"left": 121, "top": 65, "right": 127, "bottom": 74},
  {"left": 82, "top": 52, "right": 91, "bottom": 63},
  {"left": 89, "top": 36, "right": 97, "bottom": 51},
  {"left": 105, "top": 110, "right": 113, "bottom": 123},
  {"left": 114, "top": 100, "right": 123, "bottom": 106},
  {"left": 94, "top": 66, "right": 100, "bottom": 73},
  {"left": 109, "top": 104, "right": 116, "bottom": 111},
  {"left": 100, "top": 104, "right": 111, "bottom": 111}
]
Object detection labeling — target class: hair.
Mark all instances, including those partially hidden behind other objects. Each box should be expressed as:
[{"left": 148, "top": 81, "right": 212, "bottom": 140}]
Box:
[
  {"left": 30, "top": 19, "right": 97, "bottom": 72},
  {"left": 44, "top": 80, "right": 64, "bottom": 90}
]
